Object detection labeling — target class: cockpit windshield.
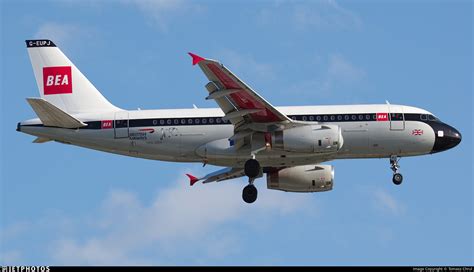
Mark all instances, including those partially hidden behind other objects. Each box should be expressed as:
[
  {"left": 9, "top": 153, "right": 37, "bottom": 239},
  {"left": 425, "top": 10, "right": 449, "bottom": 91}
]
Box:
[{"left": 419, "top": 114, "right": 441, "bottom": 122}]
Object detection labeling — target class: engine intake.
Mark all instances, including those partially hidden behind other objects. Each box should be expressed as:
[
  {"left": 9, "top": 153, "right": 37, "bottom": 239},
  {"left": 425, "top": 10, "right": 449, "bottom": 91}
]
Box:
[
  {"left": 272, "top": 125, "right": 343, "bottom": 153},
  {"left": 267, "top": 165, "right": 334, "bottom": 192}
]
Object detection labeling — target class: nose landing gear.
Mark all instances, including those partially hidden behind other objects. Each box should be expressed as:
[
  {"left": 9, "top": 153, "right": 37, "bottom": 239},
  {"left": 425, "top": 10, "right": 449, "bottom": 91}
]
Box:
[
  {"left": 390, "top": 155, "right": 403, "bottom": 185},
  {"left": 242, "top": 159, "right": 261, "bottom": 204}
]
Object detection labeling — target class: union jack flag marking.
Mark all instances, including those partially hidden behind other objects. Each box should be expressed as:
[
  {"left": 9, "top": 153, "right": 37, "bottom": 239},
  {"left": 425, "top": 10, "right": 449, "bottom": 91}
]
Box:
[{"left": 412, "top": 129, "right": 423, "bottom": 136}]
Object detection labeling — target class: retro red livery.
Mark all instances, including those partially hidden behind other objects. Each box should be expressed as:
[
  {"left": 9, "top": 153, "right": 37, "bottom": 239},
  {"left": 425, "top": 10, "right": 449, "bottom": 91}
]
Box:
[
  {"left": 18, "top": 39, "right": 462, "bottom": 204},
  {"left": 43, "top": 66, "right": 72, "bottom": 95}
]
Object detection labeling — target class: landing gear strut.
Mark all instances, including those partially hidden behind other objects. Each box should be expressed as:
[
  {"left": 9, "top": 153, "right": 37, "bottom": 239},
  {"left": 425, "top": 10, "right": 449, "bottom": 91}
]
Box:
[
  {"left": 390, "top": 155, "right": 403, "bottom": 185},
  {"left": 242, "top": 159, "right": 261, "bottom": 204}
]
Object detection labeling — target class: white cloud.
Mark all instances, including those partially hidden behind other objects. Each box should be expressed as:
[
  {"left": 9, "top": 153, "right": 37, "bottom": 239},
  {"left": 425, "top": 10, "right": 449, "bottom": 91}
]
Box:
[
  {"left": 288, "top": 53, "right": 365, "bottom": 97},
  {"left": 49, "top": 169, "right": 312, "bottom": 265},
  {"left": 216, "top": 49, "right": 276, "bottom": 81},
  {"left": 123, "top": 0, "right": 201, "bottom": 32},
  {"left": 258, "top": 0, "right": 362, "bottom": 31},
  {"left": 49, "top": 0, "right": 200, "bottom": 32},
  {"left": 293, "top": 0, "right": 362, "bottom": 31},
  {"left": 34, "top": 22, "right": 94, "bottom": 48},
  {"left": 372, "top": 188, "right": 405, "bottom": 216},
  {"left": 322, "top": 53, "right": 366, "bottom": 91},
  {"left": 0, "top": 221, "right": 31, "bottom": 241},
  {"left": 0, "top": 250, "right": 22, "bottom": 264}
]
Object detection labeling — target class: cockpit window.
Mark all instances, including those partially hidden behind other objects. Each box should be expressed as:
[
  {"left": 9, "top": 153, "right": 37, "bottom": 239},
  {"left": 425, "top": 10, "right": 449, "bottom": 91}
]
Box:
[{"left": 428, "top": 115, "right": 440, "bottom": 122}]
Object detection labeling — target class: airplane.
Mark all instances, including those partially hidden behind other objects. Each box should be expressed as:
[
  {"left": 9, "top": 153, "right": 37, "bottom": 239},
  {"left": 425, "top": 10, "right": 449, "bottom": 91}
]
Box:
[{"left": 17, "top": 39, "right": 462, "bottom": 204}]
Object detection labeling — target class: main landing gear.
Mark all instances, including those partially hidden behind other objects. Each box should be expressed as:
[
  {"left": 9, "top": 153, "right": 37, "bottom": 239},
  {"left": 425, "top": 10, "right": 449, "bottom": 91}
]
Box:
[
  {"left": 242, "top": 159, "right": 261, "bottom": 204},
  {"left": 390, "top": 155, "right": 403, "bottom": 185}
]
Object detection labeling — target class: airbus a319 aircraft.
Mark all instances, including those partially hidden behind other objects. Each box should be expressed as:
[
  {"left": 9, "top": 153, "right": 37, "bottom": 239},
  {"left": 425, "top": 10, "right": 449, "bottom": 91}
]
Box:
[{"left": 18, "top": 40, "right": 462, "bottom": 203}]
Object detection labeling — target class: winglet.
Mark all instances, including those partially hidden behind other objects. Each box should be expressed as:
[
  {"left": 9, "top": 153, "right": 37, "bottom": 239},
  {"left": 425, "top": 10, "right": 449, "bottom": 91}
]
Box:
[
  {"left": 186, "top": 174, "right": 200, "bottom": 186},
  {"left": 188, "top": 52, "right": 205, "bottom": 66}
]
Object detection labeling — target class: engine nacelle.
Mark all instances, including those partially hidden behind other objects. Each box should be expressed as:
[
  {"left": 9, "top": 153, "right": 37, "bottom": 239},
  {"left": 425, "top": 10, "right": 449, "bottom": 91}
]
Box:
[
  {"left": 272, "top": 125, "right": 343, "bottom": 153},
  {"left": 267, "top": 165, "right": 334, "bottom": 192}
]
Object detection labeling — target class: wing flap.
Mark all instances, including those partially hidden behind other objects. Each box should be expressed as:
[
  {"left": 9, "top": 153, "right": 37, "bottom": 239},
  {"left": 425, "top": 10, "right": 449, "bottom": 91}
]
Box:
[{"left": 32, "top": 137, "right": 52, "bottom": 143}]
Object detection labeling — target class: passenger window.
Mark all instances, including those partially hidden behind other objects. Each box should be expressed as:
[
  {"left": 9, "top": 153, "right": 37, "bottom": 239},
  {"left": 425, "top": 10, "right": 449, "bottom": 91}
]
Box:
[
  {"left": 302, "top": 116, "right": 307, "bottom": 121},
  {"left": 316, "top": 116, "right": 321, "bottom": 121},
  {"left": 209, "top": 118, "right": 214, "bottom": 124},
  {"left": 352, "top": 115, "right": 357, "bottom": 120},
  {"left": 160, "top": 120, "right": 165, "bottom": 125},
  {"left": 309, "top": 116, "right": 314, "bottom": 121},
  {"left": 181, "top": 119, "right": 186, "bottom": 125},
  {"left": 337, "top": 115, "right": 342, "bottom": 121},
  {"left": 174, "top": 119, "right": 179, "bottom": 125},
  {"left": 358, "top": 115, "right": 363, "bottom": 120},
  {"left": 188, "top": 119, "right": 193, "bottom": 124},
  {"left": 330, "top": 115, "right": 335, "bottom": 121},
  {"left": 420, "top": 114, "right": 427, "bottom": 121},
  {"left": 344, "top": 115, "right": 350, "bottom": 121},
  {"left": 202, "top": 118, "right": 207, "bottom": 124},
  {"left": 216, "top": 118, "right": 221, "bottom": 124},
  {"left": 323, "top": 116, "right": 328, "bottom": 121},
  {"left": 366, "top": 115, "right": 370, "bottom": 120}
]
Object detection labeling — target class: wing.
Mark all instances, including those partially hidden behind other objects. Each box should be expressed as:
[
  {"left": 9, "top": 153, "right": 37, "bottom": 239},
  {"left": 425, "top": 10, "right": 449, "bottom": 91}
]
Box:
[
  {"left": 186, "top": 167, "right": 246, "bottom": 186},
  {"left": 189, "top": 53, "right": 292, "bottom": 132}
]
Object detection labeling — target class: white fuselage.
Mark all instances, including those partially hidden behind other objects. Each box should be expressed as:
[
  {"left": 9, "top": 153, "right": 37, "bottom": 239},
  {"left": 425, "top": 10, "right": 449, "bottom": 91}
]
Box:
[{"left": 19, "top": 104, "right": 439, "bottom": 168}]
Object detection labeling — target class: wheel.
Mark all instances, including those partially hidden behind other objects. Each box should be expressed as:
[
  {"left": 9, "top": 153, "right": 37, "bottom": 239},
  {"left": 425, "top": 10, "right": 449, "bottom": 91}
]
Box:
[
  {"left": 244, "top": 159, "right": 260, "bottom": 178},
  {"left": 242, "top": 184, "right": 258, "bottom": 204},
  {"left": 392, "top": 173, "right": 403, "bottom": 185}
]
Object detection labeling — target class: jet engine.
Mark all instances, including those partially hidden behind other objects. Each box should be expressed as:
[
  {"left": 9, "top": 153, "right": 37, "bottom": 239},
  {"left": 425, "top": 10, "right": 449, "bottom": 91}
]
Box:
[
  {"left": 267, "top": 165, "right": 334, "bottom": 192},
  {"left": 272, "top": 125, "right": 343, "bottom": 153}
]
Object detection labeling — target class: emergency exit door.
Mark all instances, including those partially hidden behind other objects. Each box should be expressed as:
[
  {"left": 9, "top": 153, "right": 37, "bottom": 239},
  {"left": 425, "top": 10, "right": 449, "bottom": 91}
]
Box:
[
  {"left": 388, "top": 105, "right": 405, "bottom": 131},
  {"left": 114, "top": 111, "right": 129, "bottom": 138}
]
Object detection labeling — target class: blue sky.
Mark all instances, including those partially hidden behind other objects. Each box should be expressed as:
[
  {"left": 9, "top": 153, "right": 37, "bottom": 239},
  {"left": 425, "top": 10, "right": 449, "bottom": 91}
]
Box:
[{"left": 1, "top": 0, "right": 472, "bottom": 265}]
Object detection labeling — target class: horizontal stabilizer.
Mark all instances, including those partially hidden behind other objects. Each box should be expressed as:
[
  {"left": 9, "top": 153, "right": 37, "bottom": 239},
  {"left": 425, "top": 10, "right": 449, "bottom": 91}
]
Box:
[
  {"left": 33, "top": 137, "right": 52, "bottom": 143},
  {"left": 26, "top": 98, "right": 87, "bottom": 129},
  {"left": 186, "top": 168, "right": 246, "bottom": 186}
]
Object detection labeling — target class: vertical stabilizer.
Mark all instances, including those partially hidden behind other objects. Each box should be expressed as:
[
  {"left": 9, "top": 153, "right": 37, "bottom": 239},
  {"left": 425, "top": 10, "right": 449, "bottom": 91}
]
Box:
[{"left": 26, "top": 39, "right": 120, "bottom": 114}]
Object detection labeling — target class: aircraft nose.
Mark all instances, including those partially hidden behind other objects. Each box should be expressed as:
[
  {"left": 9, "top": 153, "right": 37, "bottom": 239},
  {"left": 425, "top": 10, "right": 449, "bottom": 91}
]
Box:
[{"left": 431, "top": 124, "right": 462, "bottom": 153}]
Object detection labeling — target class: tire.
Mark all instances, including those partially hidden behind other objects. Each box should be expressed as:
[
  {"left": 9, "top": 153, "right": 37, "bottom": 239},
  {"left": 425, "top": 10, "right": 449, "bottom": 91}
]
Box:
[
  {"left": 244, "top": 159, "right": 260, "bottom": 178},
  {"left": 392, "top": 173, "right": 403, "bottom": 185},
  {"left": 242, "top": 184, "right": 258, "bottom": 204}
]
